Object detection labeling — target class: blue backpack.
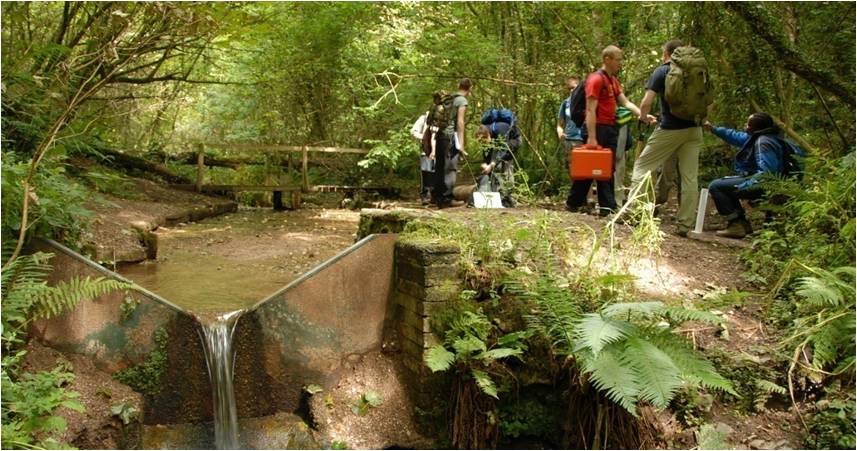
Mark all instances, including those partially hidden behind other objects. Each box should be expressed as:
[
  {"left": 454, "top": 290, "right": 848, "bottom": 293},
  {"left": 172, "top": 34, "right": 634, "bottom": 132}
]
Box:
[{"left": 481, "top": 108, "right": 517, "bottom": 134}]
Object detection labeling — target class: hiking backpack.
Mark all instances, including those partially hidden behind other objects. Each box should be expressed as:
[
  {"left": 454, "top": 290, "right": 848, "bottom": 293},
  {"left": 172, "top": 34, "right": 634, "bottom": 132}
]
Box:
[
  {"left": 778, "top": 138, "right": 806, "bottom": 179},
  {"left": 664, "top": 46, "right": 714, "bottom": 124},
  {"left": 568, "top": 70, "right": 614, "bottom": 127},
  {"left": 480, "top": 107, "right": 518, "bottom": 137},
  {"left": 426, "top": 91, "right": 462, "bottom": 130}
]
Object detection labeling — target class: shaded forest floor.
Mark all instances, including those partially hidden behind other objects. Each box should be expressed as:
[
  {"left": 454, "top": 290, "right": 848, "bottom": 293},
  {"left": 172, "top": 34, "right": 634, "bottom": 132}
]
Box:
[{"left": 78, "top": 177, "right": 807, "bottom": 449}]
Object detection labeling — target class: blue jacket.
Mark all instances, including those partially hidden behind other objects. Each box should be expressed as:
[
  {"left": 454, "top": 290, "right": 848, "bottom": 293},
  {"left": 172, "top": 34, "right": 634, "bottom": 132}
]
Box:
[{"left": 711, "top": 126, "right": 787, "bottom": 190}]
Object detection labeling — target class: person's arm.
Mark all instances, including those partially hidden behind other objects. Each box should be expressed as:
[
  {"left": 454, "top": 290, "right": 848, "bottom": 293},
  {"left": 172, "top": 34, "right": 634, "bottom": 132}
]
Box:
[
  {"left": 637, "top": 90, "right": 657, "bottom": 123},
  {"left": 456, "top": 105, "right": 467, "bottom": 157},
  {"left": 556, "top": 102, "right": 567, "bottom": 140},
  {"left": 585, "top": 97, "right": 598, "bottom": 146},
  {"left": 710, "top": 126, "right": 751, "bottom": 149},
  {"left": 619, "top": 93, "right": 656, "bottom": 124}
]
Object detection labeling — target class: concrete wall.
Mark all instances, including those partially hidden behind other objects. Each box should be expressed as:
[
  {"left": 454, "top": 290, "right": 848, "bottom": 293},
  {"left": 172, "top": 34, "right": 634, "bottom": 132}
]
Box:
[
  {"left": 30, "top": 234, "right": 399, "bottom": 424},
  {"left": 242, "top": 233, "right": 397, "bottom": 412}
]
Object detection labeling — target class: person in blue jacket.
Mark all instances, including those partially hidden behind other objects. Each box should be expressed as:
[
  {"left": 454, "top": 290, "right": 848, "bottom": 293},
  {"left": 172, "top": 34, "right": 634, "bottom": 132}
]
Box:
[{"left": 704, "top": 112, "right": 794, "bottom": 238}]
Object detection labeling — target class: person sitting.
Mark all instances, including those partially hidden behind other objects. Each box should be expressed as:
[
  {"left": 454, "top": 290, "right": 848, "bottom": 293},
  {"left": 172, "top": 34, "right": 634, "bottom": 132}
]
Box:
[
  {"left": 704, "top": 112, "right": 801, "bottom": 239},
  {"left": 475, "top": 120, "right": 520, "bottom": 207}
]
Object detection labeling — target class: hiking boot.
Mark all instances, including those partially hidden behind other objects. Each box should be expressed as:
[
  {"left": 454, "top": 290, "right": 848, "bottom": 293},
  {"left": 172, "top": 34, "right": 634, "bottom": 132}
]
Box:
[
  {"left": 716, "top": 218, "right": 751, "bottom": 239},
  {"left": 438, "top": 200, "right": 465, "bottom": 209},
  {"left": 675, "top": 225, "right": 691, "bottom": 238}
]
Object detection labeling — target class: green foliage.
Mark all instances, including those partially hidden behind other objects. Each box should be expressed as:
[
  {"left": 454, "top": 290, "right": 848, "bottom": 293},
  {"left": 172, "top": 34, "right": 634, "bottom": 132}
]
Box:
[
  {"left": 742, "top": 153, "right": 855, "bottom": 285},
  {"left": 695, "top": 423, "right": 731, "bottom": 450},
  {"left": 806, "top": 386, "right": 856, "bottom": 450},
  {"left": 782, "top": 265, "right": 856, "bottom": 381},
  {"left": 119, "top": 296, "right": 141, "bottom": 323},
  {"left": 350, "top": 390, "right": 383, "bottom": 416},
  {"left": 0, "top": 252, "right": 127, "bottom": 450},
  {"left": 1, "top": 361, "right": 83, "bottom": 450},
  {"left": 425, "top": 296, "right": 529, "bottom": 399},
  {"left": 1, "top": 153, "right": 93, "bottom": 248},
  {"left": 113, "top": 328, "right": 169, "bottom": 396},
  {"left": 110, "top": 403, "right": 140, "bottom": 426},
  {"left": 572, "top": 302, "right": 735, "bottom": 416},
  {"left": 330, "top": 440, "right": 349, "bottom": 450}
]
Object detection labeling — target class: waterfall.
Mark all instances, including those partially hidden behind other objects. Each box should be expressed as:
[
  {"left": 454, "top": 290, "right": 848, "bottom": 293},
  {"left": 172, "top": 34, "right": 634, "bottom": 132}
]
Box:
[{"left": 198, "top": 310, "right": 243, "bottom": 450}]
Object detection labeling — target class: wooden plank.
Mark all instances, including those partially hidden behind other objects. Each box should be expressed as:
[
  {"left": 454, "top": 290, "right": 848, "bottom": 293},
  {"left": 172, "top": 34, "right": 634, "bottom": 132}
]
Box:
[
  {"left": 301, "top": 145, "right": 309, "bottom": 193},
  {"left": 199, "top": 143, "right": 368, "bottom": 154}
]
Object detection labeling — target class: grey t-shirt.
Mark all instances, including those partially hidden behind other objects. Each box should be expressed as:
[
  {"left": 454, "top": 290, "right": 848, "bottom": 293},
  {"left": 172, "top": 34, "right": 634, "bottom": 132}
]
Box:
[{"left": 444, "top": 94, "right": 468, "bottom": 135}]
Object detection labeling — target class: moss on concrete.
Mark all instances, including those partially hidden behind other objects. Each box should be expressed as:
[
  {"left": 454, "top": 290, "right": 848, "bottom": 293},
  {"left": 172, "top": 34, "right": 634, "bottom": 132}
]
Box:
[{"left": 113, "top": 328, "right": 168, "bottom": 396}]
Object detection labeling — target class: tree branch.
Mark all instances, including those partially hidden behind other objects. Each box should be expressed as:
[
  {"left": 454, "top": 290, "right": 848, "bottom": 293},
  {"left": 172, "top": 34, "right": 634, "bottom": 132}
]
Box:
[{"left": 726, "top": 2, "right": 855, "bottom": 108}]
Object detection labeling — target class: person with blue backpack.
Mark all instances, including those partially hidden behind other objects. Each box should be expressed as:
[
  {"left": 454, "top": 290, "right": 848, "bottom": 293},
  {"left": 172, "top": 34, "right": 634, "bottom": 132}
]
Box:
[
  {"left": 704, "top": 112, "right": 805, "bottom": 239},
  {"left": 556, "top": 76, "right": 584, "bottom": 167},
  {"left": 475, "top": 108, "right": 521, "bottom": 207}
]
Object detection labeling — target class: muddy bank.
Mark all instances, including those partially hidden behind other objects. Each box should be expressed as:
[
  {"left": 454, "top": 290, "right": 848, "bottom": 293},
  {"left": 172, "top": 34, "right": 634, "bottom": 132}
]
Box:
[{"left": 81, "top": 177, "right": 237, "bottom": 265}]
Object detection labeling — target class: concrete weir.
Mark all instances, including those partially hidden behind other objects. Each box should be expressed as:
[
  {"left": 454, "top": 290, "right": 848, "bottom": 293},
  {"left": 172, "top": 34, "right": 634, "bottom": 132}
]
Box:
[{"left": 30, "top": 233, "right": 398, "bottom": 428}]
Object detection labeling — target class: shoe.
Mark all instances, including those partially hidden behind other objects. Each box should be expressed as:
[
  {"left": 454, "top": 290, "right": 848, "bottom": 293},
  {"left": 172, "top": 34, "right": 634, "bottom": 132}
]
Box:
[
  {"left": 420, "top": 197, "right": 430, "bottom": 206},
  {"left": 675, "top": 225, "right": 691, "bottom": 237},
  {"left": 715, "top": 218, "right": 750, "bottom": 239},
  {"left": 438, "top": 200, "right": 465, "bottom": 209},
  {"left": 564, "top": 203, "right": 586, "bottom": 213}
]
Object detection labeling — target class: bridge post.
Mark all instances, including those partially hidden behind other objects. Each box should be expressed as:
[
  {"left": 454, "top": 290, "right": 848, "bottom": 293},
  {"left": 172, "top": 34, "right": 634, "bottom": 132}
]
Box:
[
  {"left": 195, "top": 143, "right": 205, "bottom": 193},
  {"left": 301, "top": 145, "right": 309, "bottom": 193}
]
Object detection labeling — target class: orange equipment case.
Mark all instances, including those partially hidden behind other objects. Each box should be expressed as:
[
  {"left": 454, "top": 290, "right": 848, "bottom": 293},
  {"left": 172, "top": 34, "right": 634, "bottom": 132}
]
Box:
[{"left": 569, "top": 144, "right": 613, "bottom": 181}]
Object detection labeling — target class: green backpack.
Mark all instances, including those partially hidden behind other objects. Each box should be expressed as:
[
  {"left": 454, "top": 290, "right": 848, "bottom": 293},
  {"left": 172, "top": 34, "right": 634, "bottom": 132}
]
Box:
[
  {"left": 426, "top": 91, "right": 462, "bottom": 130},
  {"left": 664, "top": 46, "right": 713, "bottom": 124}
]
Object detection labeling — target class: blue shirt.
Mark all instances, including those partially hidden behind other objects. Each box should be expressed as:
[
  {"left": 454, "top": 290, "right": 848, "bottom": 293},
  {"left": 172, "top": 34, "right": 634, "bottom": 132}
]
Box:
[
  {"left": 645, "top": 63, "right": 698, "bottom": 130},
  {"left": 557, "top": 97, "right": 583, "bottom": 141},
  {"left": 711, "top": 126, "right": 787, "bottom": 190}
]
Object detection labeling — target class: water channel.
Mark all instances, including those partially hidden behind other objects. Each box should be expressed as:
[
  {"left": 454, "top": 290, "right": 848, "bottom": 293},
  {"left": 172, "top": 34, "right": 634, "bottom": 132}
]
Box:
[{"left": 116, "top": 208, "right": 361, "bottom": 448}]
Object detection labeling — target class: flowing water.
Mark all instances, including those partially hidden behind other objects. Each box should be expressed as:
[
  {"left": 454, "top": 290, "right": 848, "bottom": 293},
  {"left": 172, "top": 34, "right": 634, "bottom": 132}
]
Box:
[{"left": 198, "top": 310, "right": 243, "bottom": 450}]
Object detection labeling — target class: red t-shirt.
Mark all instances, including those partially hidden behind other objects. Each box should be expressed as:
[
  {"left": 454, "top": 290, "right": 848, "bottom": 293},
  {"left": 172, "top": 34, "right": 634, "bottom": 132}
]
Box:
[{"left": 585, "top": 70, "right": 622, "bottom": 125}]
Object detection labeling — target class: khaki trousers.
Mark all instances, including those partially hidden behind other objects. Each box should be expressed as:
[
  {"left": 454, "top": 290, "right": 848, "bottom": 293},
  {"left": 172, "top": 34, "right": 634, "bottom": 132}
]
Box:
[{"left": 630, "top": 126, "right": 702, "bottom": 229}]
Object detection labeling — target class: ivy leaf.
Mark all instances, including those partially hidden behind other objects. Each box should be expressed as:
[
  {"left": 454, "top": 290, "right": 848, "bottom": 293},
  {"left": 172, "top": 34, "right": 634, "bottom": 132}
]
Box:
[{"left": 363, "top": 390, "right": 383, "bottom": 407}]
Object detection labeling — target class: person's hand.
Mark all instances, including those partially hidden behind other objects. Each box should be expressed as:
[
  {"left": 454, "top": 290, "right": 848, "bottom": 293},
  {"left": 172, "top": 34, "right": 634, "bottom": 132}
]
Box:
[
  {"left": 702, "top": 120, "right": 712, "bottom": 132},
  {"left": 644, "top": 114, "right": 657, "bottom": 125},
  {"left": 558, "top": 131, "right": 566, "bottom": 140},
  {"left": 587, "top": 136, "right": 598, "bottom": 146},
  {"left": 459, "top": 149, "right": 468, "bottom": 158},
  {"left": 429, "top": 151, "right": 435, "bottom": 161},
  {"left": 480, "top": 163, "right": 491, "bottom": 174}
]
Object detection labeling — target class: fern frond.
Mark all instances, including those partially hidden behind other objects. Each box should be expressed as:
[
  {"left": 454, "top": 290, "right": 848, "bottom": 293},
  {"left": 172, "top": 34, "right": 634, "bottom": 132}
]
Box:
[
  {"left": 471, "top": 369, "right": 498, "bottom": 399},
  {"left": 581, "top": 345, "right": 640, "bottom": 416},
  {"left": 661, "top": 307, "right": 723, "bottom": 325},
  {"left": 621, "top": 337, "right": 682, "bottom": 408},
  {"left": 33, "top": 277, "right": 130, "bottom": 320},
  {"left": 425, "top": 345, "right": 455, "bottom": 372},
  {"left": 574, "top": 313, "right": 633, "bottom": 356},
  {"left": 755, "top": 379, "right": 786, "bottom": 395},
  {"left": 651, "top": 333, "right": 737, "bottom": 396},
  {"left": 602, "top": 301, "right": 665, "bottom": 318},
  {"left": 796, "top": 275, "right": 845, "bottom": 307}
]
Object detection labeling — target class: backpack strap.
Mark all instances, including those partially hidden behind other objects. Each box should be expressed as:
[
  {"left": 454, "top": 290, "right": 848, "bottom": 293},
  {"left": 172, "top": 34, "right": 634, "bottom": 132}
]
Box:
[{"left": 596, "top": 69, "right": 620, "bottom": 100}]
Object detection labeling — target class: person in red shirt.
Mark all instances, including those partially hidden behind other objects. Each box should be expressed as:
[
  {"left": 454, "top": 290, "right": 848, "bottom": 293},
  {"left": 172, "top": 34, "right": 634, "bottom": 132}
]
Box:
[{"left": 565, "top": 45, "right": 655, "bottom": 215}]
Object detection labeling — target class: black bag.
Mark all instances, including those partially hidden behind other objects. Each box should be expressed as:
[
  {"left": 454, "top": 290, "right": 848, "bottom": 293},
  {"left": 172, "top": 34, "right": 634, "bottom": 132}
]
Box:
[{"left": 568, "top": 70, "right": 612, "bottom": 127}]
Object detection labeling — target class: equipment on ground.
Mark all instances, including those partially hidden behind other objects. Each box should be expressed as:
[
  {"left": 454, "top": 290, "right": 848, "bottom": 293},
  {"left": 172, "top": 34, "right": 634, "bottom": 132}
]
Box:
[{"left": 569, "top": 144, "right": 613, "bottom": 181}]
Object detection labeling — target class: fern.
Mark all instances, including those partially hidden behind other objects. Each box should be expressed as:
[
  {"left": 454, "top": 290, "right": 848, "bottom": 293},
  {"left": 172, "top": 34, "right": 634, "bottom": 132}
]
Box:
[
  {"left": 579, "top": 345, "right": 640, "bottom": 415},
  {"left": 621, "top": 336, "right": 683, "bottom": 408},
  {"left": 573, "top": 313, "right": 633, "bottom": 356},
  {"left": 425, "top": 345, "right": 455, "bottom": 372},
  {"left": 572, "top": 303, "right": 735, "bottom": 416}
]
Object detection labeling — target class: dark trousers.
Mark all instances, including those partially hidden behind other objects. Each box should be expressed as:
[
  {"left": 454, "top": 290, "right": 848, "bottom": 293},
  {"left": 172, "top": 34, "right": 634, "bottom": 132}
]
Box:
[
  {"left": 566, "top": 124, "right": 618, "bottom": 212},
  {"left": 708, "top": 176, "right": 763, "bottom": 221},
  {"left": 432, "top": 132, "right": 458, "bottom": 205},
  {"left": 420, "top": 170, "right": 433, "bottom": 200}
]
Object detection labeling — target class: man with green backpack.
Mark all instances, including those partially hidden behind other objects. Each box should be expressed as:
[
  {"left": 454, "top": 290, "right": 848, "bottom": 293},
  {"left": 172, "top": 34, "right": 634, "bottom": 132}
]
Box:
[
  {"left": 427, "top": 78, "right": 472, "bottom": 208},
  {"left": 629, "top": 39, "right": 713, "bottom": 236}
]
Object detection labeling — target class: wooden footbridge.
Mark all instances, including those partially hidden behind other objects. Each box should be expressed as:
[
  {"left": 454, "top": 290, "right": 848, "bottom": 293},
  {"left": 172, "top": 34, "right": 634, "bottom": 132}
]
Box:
[{"left": 170, "top": 143, "right": 397, "bottom": 209}]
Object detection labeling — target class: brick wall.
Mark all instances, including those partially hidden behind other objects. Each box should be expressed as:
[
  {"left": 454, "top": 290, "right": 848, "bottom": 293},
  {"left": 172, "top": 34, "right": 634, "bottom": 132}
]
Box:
[{"left": 390, "top": 239, "right": 461, "bottom": 404}]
